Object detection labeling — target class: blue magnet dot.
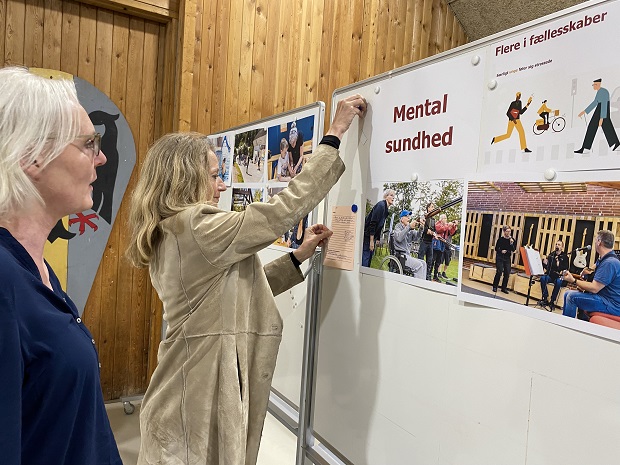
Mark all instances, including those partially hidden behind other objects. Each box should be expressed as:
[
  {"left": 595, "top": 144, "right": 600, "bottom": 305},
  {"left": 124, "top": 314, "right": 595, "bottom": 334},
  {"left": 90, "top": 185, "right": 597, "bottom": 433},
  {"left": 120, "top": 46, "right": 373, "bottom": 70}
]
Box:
[{"left": 351, "top": 204, "right": 358, "bottom": 213}]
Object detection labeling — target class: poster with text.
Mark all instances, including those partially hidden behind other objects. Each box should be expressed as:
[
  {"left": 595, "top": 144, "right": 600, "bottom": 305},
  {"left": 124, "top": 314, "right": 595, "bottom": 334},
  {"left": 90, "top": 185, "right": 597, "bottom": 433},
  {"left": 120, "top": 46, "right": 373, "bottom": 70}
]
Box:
[
  {"left": 361, "top": 53, "right": 485, "bottom": 183},
  {"left": 480, "top": 2, "right": 620, "bottom": 173}
]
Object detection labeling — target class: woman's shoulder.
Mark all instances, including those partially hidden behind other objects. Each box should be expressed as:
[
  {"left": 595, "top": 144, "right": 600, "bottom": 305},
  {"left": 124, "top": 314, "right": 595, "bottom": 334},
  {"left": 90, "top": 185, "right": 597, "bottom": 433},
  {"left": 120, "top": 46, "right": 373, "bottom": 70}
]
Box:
[{"left": 160, "top": 204, "right": 228, "bottom": 231}]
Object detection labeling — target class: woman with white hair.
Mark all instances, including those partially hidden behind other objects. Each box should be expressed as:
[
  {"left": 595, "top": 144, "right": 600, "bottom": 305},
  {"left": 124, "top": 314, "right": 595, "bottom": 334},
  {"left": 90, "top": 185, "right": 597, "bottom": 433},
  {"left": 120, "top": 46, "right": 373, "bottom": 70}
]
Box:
[
  {"left": 0, "top": 67, "right": 121, "bottom": 463},
  {"left": 127, "top": 94, "right": 366, "bottom": 465}
]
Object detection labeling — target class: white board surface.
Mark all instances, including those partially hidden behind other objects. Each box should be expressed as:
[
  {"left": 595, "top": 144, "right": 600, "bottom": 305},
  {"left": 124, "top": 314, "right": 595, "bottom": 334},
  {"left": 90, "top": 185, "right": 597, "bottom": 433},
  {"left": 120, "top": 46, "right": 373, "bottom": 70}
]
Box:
[{"left": 315, "top": 1, "right": 620, "bottom": 464}]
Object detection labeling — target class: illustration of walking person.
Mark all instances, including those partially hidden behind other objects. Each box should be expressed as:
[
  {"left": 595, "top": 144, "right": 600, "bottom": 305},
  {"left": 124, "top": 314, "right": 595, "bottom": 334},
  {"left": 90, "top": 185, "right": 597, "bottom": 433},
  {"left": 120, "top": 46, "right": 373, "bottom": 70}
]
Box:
[
  {"left": 491, "top": 91, "right": 533, "bottom": 153},
  {"left": 575, "top": 78, "right": 620, "bottom": 154}
]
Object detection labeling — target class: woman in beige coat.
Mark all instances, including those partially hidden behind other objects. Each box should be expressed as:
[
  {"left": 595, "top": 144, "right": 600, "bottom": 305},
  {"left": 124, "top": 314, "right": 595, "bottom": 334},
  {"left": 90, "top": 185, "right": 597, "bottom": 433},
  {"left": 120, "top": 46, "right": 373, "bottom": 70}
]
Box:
[{"left": 127, "top": 95, "right": 366, "bottom": 465}]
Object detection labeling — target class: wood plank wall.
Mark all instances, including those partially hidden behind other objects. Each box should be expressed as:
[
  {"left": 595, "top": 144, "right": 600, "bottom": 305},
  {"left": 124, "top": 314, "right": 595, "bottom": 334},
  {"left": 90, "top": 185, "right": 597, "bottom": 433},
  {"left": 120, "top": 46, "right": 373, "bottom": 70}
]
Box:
[
  {"left": 1, "top": 0, "right": 169, "bottom": 400},
  {"left": 465, "top": 210, "right": 620, "bottom": 271},
  {"left": 6, "top": 0, "right": 466, "bottom": 400},
  {"left": 187, "top": 0, "right": 468, "bottom": 135}
]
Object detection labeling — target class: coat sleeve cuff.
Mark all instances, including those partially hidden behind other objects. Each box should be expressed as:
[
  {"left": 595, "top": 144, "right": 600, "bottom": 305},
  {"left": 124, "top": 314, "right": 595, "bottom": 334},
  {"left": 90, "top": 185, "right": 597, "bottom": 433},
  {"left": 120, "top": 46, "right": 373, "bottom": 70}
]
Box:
[{"left": 264, "top": 253, "right": 305, "bottom": 297}]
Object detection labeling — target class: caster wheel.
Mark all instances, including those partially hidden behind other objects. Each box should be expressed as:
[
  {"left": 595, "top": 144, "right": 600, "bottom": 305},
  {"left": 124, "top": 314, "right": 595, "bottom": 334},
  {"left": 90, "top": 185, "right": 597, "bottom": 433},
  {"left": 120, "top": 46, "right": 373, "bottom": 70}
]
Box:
[{"left": 123, "top": 401, "right": 135, "bottom": 415}]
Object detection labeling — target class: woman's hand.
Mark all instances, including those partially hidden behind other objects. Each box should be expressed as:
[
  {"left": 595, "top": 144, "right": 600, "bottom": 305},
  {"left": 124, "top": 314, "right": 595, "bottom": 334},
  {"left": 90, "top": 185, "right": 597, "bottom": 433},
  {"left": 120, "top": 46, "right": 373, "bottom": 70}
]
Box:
[
  {"left": 326, "top": 94, "right": 367, "bottom": 139},
  {"left": 292, "top": 224, "right": 333, "bottom": 262}
]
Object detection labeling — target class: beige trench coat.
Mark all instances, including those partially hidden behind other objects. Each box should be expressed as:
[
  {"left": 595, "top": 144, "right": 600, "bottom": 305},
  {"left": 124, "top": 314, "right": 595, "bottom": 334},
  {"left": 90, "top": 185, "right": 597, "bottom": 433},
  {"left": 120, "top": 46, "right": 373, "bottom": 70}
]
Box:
[{"left": 137, "top": 144, "right": 344, "bottom": 465}]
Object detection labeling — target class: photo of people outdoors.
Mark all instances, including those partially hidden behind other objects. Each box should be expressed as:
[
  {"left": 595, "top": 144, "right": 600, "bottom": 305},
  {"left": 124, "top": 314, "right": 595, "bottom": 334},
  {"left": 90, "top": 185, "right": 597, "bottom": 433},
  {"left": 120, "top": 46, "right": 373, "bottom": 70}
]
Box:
[
  {"left": 231, "top": 187, "right": 264, "bottom": 212},
  {"left": 460, "top": 180, "right": 620, "bottom": 332},
  {"left": 361, "top": 179, "right": 463, "bottom": 287},
  {"left": 267, "top": 115, "right": 315, "bottom": 181},
  {"left": 233, "top": 128, "right": 266, "bottom": 183},
  {"left": 209, "top": 134, "right": 234, "bottom": 186},
  {"left": 264, "top": 186, "right": 310, "bottom": 248}
]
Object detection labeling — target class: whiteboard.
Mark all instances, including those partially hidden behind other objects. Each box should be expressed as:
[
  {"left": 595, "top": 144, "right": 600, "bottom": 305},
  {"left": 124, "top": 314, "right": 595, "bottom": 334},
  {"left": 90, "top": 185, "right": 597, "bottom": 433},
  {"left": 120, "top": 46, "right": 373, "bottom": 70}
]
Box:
[
  {"left": 314, "top": 1, "right": 620, "bottom": 464},
  {"left": 212, "top": 102, "right": 325, "bottom": 407}
]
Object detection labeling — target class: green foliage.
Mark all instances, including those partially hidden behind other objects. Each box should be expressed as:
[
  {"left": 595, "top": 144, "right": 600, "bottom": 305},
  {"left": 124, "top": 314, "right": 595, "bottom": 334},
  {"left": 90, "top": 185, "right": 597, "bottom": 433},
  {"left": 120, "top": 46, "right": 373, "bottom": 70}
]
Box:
[{"left": 381, "top": 179, "right": 464, "bottom": 242}]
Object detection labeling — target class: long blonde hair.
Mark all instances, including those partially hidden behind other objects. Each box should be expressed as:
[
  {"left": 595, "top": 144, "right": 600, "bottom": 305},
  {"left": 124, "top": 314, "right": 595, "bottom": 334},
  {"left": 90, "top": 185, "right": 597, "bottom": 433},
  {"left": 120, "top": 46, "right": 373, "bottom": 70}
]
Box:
[{"left": 127, "top": 132, "right": 215, "bottom": 267}]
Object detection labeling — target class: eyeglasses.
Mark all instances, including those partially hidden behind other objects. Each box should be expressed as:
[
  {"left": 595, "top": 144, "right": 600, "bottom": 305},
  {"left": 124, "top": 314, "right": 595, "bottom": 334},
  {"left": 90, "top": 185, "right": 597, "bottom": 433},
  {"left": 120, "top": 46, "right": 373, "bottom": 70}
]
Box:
[{"left": 70, "top": 133, "right": 101, "bottom": 159}]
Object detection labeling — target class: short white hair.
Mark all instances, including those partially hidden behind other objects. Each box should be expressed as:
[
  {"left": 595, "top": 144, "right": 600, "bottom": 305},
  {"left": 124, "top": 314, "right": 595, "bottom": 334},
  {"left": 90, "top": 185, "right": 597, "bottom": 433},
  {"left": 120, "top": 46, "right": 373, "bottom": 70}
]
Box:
[
  {"left": 0, "top": 67, "right": 82, "bottom": 217},
  {"left": 383, "top": 189, "right": 395, "bottom": 199}
]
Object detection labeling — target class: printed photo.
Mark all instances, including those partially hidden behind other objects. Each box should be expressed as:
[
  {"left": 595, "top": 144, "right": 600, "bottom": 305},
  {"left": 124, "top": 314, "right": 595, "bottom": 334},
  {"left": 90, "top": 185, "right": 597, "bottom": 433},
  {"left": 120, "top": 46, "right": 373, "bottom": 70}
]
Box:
[
  {"left": 460, "top": 179, "right": 620, "bottom": 337},
  {"left": 233, "top": 128, "right": 266, "bottom": 184},
  {"left": 265, "top": 186, "right": 310, "bottom": 249},
  {"left": 231, "top": 187, "right": 264, "bottom": 212},
  {"left": 361, "top": 179, "right": 464, "bottom": 290},
  {"left": 267, "top": 115, "right": 316, "bottom": 182},
  {"left": 209, "top": 134, "right": 234, "bottom": 186}
]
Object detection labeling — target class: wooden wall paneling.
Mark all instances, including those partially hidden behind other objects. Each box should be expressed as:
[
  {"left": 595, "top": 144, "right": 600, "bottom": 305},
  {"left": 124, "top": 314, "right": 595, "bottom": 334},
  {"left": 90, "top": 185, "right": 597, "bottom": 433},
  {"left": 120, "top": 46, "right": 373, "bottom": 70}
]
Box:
[
  {"left": 78, "top": 3, "right": 97, "bottom": 84},
  {"left": 60, "top": 1, "right": 80, "bottom": 75},
  {"left": 189, "top": 0, "right": 202, "bottom": 131},
  {"left": 196, "top": 0, "right": 215, "bottom": 132},
  {"left": 137, "top": 21, "right": 159, "bottom": 386},
  {"left": 393, "top": 0, "right": 406, "bottom": 70},
  {"left": 89, "top": 7, "right": 114, "bottom": 398},
  {"left": 410, "top": 0, "right": 424, "bottom": 62},
  {"left": 306, "top": 0, "right": 322, "bottom": 103},
  {"left": 457, "top": 21, "right": 467, "bottom": 46},
  {"left": 294, "top": 0, "right": 311, "bottom": 107},
  {"left": 211, "top": 0, "right": 230, "bottom": 132},
  {"left": 273, "top": 0, "right": 290, "bottom": 114},
  {"left": 384, "top": 0, "right": 396, "bottom": 71},
  {"left": 94, "top": 9, "right": 113, "bottom": 94},
  {"left": 42, "top": 0, "right": 62, "bottom": 70},
  {"left": 77, "top": 0, "right": 177, "bottom": 22},
  {"left": 284, "top": 0, "right": 301, "bottom": 111},
  {"left": 0, "top": 0, "right": 5, "bottom": 64},
  {"left": 349, "top": 0, "right": 364, "bottom": 84},
  {"left": 24, "top": 0, "right": 43, "bottom": 67},
  {"left": 175, "top": 0, "right": 195, "bottom": 131},
  {"left": 418, "top": 0, "right": 433, "bottom": 60},
  {"left": 450, "top": 9, "right": 459, "bottom": 49},
  {"left": 104, "top": 12, "right": 129, "bottom": 399},
  {"left": 333, "top": 0, "right": 353, "bottom": 92},
  {"left": 260, "top": 0, "right": 277, "bottom": 120},
  {"left": 316, "top": 0, "right": 332, "bottom": 112},
  {"left": 359, "top": 0, "right": 377, "bottom": 81},
  {"left": 248, "top": 0, "right": 266, "bottom": 122},
  {"left": 429, "top": 0, "right": 443, "bottom": 56},
  {"left": 372, "top": 0, "right": 387, "bottom": 74},
  {"left": 223, "top": 0, "right": 242, "bottom": 127},
  {"left": 402, "top": 0, "right": 414, "bottom": 64},
  {"left": 5, "top": 0, "right": 25, "bottom": 65},
  {"left": 160, "top": 17, "right": 177, "bottom": 133},
  {"left": 443, "top": 4, "right": 453, "bottom": 53},
  {"left": 154, "top": 22, "right": 166, "bottom": 133},
  {"left": 117, "top": 16, "right": 145, "bottom": 395},
  {"left": 237, "top": 0, "right": 255, "bottom": 123}
]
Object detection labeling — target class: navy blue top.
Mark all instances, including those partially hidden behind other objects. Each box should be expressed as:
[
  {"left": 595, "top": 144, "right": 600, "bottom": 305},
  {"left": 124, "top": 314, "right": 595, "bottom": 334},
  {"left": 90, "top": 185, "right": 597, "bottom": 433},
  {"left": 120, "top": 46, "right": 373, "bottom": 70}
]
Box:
[
  {"left": 363, "top": 199, "right": 389, "bottom": 248},
  {"left": 592, "top": 250, "right": 620, "bottom": 310},
  {"left": 0, "top": 228, "right": 122, "bottom": 465}
]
